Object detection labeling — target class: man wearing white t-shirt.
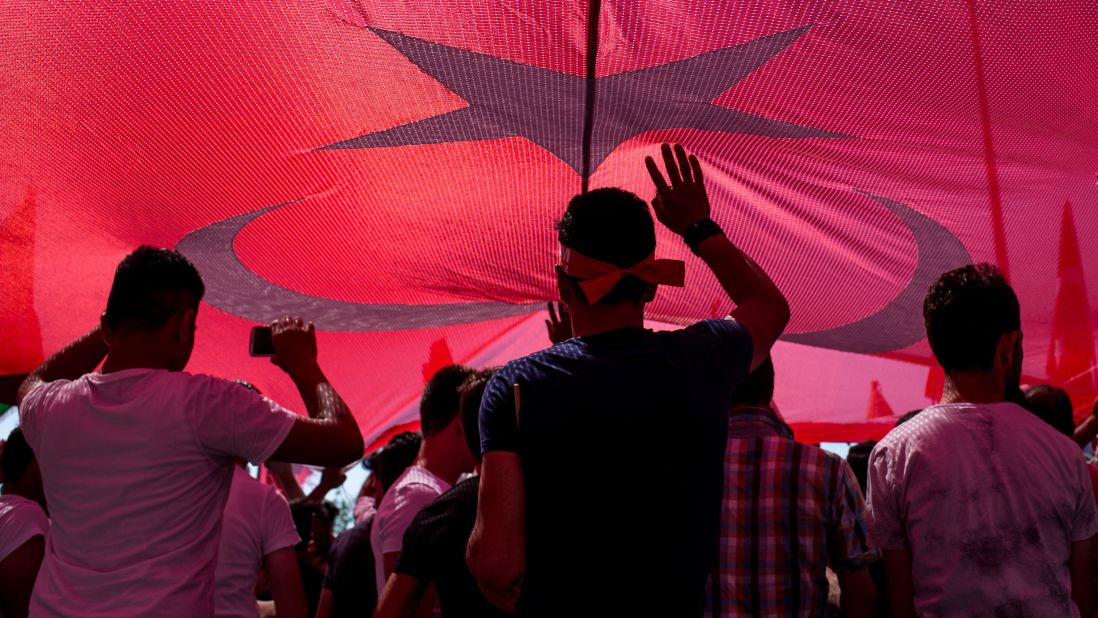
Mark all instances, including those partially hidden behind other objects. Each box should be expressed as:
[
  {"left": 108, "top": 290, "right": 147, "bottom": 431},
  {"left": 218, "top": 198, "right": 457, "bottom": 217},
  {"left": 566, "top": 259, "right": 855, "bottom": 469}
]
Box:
[
  {"left": 16, "top": 246, "right": 364, "bottom": 617},
  {"left": 372, "top": 366, "right": 479, "bottom": 598},
  {"left": 0, "top": 428, "right": 49, "bottom": 618},
  {"left": 867, "top": 264, "right": 1098, "bottom": 617},
  {"left": 214, "top": 464, "right": 305, "bottom": 618}
]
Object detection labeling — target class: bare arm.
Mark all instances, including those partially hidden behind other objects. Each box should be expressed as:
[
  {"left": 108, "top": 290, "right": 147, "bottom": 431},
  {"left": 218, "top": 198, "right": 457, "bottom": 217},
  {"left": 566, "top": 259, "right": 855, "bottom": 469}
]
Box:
[
  {"left": 882, "top": 549, "right": 916, "bottom": 618},
  {"left": 17, "top": 326, "right": 108, "bottom": 405},
  {"left": 1071, "top": 537, "right": 1093, "bottom": 618},
  {"left": 467, "top": 451, "right": 525, "bottom": 612},
  {"left": 267, "top": 318, "right": 364, "bottom": 466},
  {"left": 372, "top": 573, "right": 429, "bottom": 618},
  {"left": 263, "top": 546, "right": 308, "bottom": 618},
  {"left": 314, "top": 588, "right": 333, "bottom": 618},
  {"left": 1073, "top": 400, "right": 1098, "bottom": 448},
  {"left": 646, "top": 144, "right": 790, "bottom": 370},
  {"left": 836, "top": 567, "right": 876, "bottom": 618},
  {"left": 0, "top": 535, "right": 45, "bottom": 618}
]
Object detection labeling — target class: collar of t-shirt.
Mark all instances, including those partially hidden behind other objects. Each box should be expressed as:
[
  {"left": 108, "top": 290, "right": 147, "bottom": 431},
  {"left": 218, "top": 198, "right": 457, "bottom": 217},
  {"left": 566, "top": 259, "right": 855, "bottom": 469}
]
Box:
[{"left": 727, "top": 406, "right": 794, "bottom": 440}]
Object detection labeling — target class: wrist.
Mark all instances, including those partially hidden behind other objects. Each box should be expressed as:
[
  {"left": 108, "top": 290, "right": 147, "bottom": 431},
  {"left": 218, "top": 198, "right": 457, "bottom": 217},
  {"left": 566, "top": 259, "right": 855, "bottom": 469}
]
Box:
[{"left": 681, "top": 218, "right": 724, "bottom": 254}]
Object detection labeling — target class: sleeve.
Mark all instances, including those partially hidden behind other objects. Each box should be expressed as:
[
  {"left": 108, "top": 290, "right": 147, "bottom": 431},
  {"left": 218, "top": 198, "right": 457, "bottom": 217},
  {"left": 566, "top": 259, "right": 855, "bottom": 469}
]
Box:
[
  {"left": 261, "top": 487, "right": 301, "bottom": 556},
  {"left": 187, "top": 375, "right": 297, "bottom": 464},
  {"left": 479, "top": 369, "right": 520, "bottom": 454},
  {"left": 827, "top": 458, "right": 881, "bottom": 571},
  {"left": 0, "top": 503, "right": 49, "bottom": 563},
  {"left": 392, "top": 509, "right": 432, "bottom": 581},
  {"left": 377, "top": 483, "right": 441, "bottom": 555},
  {"left": 1070, "top": 460, "right": 1098, "bottom": 542},
  {"left": 667, "top": 319, "right": 754, "bottom": 400},
  {"left": 865, "top": 443, "right": 908, "bottom": 551},
  {"left": 18, "top": 380, "right": 66, "bottom": 450}
]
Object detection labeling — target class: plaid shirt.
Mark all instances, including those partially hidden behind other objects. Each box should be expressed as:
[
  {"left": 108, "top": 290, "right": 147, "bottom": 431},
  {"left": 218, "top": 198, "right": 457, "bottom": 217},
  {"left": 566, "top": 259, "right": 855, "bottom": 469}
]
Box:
[{"left": 713, "top": 407, "right": 878, "bottom": 617}]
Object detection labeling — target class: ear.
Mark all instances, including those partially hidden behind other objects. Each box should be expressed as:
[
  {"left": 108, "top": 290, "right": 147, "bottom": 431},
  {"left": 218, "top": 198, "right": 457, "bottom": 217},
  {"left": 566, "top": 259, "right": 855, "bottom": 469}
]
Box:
[
  {"left": 995, "top": 330, "right": 1021, "bottom": 371},
  {"left": 100, "top": 312, "right": 112, "bottom": 345},
  {"left": 175, "top": 309, "right": 197, "bottom": 342},
  {"left": 555, "top": 265, "right": 573, "bottom": 305}
]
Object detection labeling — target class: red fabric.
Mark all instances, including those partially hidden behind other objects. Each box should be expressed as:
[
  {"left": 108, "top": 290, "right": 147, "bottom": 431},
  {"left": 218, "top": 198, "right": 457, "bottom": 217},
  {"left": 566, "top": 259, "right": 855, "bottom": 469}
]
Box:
[{"left": 1, "top": 1, "right": 1096, "bottom": 446}]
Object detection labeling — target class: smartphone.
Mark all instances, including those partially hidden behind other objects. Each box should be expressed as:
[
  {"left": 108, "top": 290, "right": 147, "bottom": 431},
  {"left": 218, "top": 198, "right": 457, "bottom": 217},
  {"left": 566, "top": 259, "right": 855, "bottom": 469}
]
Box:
[{"left": 249, "top": 326, "right": 276, "bottom": 357}]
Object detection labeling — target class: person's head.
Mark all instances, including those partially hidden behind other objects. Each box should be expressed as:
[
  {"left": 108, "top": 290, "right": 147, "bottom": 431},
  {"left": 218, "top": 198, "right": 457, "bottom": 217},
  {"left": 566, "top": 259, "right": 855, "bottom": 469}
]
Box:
[
  {"left": 458, "top": 368, "right": 499, "bottom": 465},
  {"left": 359, "top": 451, "right": 383, "bottom": 503},
  {"left": 1024, "top": 384, "right": 1075, "bottom": 438},
  {"left": 373, "top": 431, "right": 421, "bottom": 494},
  {"left": 923, "top": 264, "right": 1022, "bottom": 393},
  {"left": 846, "top": 440, "right": 876, "bottom": 495},
  {"left": 555, "top": 188, "right": 657, "bottom": 309},
  {"left": 895, "top": 409, "right": 924, "bottom": 428},
  {"left": 0, "top": 428, "right": 45, "bottom": 508},
  {"left": 730, "top": 357, "right": 775, "bottom": 408},
  {"left": 288, "top": 499, "right": 334, "bottom": 560},
  {"left": 420, "top": 365, "right": 477, "bottom": 437},
  {"left": 102, "top": 246, "right": 206, "bottom": 371}
]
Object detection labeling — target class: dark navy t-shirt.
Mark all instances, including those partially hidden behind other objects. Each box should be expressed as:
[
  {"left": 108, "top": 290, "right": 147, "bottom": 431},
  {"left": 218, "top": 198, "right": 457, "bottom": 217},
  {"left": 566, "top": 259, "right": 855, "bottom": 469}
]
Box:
[{"left": 480, "top": 319, "right": 753, "bottom": 618}]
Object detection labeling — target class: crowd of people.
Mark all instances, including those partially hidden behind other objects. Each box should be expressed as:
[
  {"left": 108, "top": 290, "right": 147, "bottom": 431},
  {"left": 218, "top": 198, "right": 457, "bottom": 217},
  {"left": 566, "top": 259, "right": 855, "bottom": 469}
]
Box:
[{"left": 0, "top": 143, "right": 1095, "bottom": 617}]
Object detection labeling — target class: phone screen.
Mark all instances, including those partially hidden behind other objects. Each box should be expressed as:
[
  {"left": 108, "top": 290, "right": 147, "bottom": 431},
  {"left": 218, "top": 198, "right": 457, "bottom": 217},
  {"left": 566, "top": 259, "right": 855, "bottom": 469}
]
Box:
[{"left": 249, "top": 326, "right": 275, "bottom": 357}]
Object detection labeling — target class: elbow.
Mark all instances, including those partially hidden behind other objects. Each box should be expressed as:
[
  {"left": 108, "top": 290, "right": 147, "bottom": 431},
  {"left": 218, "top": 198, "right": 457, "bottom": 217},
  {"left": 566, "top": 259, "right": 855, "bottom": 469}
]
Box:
[
  {"left": 467, "top": 539, "right": 523, "bottom": 593},
  {"left": 334, "top": 431, "right": 365, "bottom": 467}
]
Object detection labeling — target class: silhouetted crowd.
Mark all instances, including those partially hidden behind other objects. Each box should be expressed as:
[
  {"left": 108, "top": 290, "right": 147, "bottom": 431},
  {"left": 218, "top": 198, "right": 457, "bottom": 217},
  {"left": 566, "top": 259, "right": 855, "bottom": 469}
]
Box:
[{"left": 1, "top": 145, "right": 1095, "bottom": 618}]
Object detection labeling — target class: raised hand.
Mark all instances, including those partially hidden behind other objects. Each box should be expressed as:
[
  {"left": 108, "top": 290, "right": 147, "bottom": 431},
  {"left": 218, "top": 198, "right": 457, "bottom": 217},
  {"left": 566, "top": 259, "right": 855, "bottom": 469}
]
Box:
[
  {"left": 270, "top": 317, "right": 318, "bottom": 375},
  {"left": 644, "top": 143, "right": 711, "bottom": 235},
  {"left": 545, "top": 301, "right": 573, "bottom": 344}
]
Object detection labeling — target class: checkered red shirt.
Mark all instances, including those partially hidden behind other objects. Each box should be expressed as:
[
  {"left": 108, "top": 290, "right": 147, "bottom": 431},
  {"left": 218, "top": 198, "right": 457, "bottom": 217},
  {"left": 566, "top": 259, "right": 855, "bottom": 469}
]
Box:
[{"left": 713, "top": 407, "right": 878, "bottom": 617}]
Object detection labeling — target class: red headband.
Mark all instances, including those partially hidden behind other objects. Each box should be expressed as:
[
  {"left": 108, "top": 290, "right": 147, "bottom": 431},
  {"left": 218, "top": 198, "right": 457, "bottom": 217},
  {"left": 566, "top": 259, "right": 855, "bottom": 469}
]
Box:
[{"left": 560, "top": 246, "right": 685, "bottom": 304}]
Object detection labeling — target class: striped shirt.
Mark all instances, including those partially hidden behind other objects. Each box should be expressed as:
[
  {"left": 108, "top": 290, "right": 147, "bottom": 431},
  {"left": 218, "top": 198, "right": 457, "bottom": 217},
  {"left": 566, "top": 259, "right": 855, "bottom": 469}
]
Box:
[{"left": 714, "top": 407, "right": 878, "bottom": 617}]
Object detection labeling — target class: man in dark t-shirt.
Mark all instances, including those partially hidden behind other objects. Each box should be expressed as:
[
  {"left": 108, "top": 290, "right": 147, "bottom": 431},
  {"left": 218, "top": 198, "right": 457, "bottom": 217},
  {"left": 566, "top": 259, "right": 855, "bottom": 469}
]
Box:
[{"left": 467, "top": 144, "right": 790, "bottom": 617}]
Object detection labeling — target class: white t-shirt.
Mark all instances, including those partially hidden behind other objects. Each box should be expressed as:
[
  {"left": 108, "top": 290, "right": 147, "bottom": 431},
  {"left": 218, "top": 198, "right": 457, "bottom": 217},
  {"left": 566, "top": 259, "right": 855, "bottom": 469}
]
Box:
[
  {"left": 0, "top": 494, "right": 49, "bottom": 562},
  {"left": 868, "top": 402, "right": 1098, "bottom": 617},
  {"left": 371, "top": 466, "right": 450, "bottom": 592},
  {"left": 20, "top": 369, "right": 297, "bottom": 617},
  {"left": 214, "top": 467, "right": 300, "bottom": 618}
]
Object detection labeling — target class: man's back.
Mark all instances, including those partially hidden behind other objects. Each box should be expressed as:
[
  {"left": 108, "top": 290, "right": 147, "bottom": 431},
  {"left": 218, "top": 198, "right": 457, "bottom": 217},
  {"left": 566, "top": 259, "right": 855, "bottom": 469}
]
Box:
[
  {"left": 717, "top": 409, "right": 876, "bottom": 616},
  {"left": 214, "top": 468, "right": 300, "bottom": 618},
  {"left": 479, "top": 319, "right": 753, "bottom": 616},
  {"left": 20, "top": 369, "right": 295, "bottom": 616},
  {"left": 868, "top": 402, "right": 1098, "bottom": 616}
]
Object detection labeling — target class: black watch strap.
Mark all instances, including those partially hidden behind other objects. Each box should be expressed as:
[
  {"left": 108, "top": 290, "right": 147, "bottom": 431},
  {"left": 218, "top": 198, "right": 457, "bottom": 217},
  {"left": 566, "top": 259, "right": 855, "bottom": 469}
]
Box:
[{"left": 682, "top": 218, "right": 724, "bottom": 254}]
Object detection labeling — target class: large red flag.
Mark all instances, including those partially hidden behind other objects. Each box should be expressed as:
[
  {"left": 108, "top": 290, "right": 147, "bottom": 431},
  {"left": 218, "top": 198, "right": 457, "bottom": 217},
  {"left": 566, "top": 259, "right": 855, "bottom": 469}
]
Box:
[{"left": 1, "top": 0, "right": 1095, "bottom": 446}]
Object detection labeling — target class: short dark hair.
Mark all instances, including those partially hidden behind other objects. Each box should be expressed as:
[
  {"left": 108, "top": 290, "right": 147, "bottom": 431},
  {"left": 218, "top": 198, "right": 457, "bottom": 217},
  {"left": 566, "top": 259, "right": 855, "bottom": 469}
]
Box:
[
  {"left": 420, "top": 365, "right": 477, "bottom": 436},
  {"left": 895, "top": 409, "right": 924, "bottom": 428},
  {"left": 1, "top": 428, "right": 34, "bottom": 483},
  {"left": 730, "top": 357, "right": 775, "bottom": 406},
  {"left": 1024, "top": 384, "right": 1075, "bottom": 438},
  {"left": 923, "top": 264, "right": 1020, "bottom": 373},
  {"left": 846, "top": 440, "right": 876, "bottom": 494},
  {"left": 288, "top": 499, "right": 333, "bottom": 552},
  {"left": 556, "top": 188, "right": 656, "bottom": 305},
  {"left": 374, "top": 431, "right": 421, "bottom": 491},
  {"left": 459, "top": 369, "right": 498, "bottom": 463},
  {"left": 105, "top": 246, "right": 205, "bottom": 331}
]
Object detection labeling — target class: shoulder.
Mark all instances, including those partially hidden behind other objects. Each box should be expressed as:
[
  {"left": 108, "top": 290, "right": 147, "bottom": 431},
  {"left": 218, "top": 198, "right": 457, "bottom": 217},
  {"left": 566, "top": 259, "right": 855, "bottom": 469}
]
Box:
[
  {"left": 0, "top": 496, "right": 48, "bottom": 533},
  {"left": 656, "top": 318, "right": 751, "bottom": 343}
]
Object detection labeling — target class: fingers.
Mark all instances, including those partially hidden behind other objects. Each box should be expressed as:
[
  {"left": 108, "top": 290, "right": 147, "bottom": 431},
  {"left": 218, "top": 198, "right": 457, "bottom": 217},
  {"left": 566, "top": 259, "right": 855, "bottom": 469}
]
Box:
[
  {"left": 645, "top": 156, "right": 670, "bottom": 198},
  {"left": 547, "top": 301, "right": 558, "bottom": 324},
  {"left": 674, "top": 144, "right": 691, "bottom": 183},
  {"left": 660, "top": 143, "right": 683, "bottom": 187},
  {"left": 689, "top": 154, "right": 703, "bottom": 185}
]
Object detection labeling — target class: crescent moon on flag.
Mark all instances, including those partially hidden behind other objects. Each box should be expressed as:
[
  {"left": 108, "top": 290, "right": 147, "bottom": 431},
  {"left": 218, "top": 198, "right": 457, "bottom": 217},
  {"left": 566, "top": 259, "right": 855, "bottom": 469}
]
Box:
[{"left": 176, "top": 189, "right": 969, "bottom": 351}]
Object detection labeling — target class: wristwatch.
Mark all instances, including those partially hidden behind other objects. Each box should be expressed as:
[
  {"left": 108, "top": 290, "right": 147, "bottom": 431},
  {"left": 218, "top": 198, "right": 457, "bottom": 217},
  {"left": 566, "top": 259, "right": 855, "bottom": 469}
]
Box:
[{"left": 682, "top": 218, "right": 724, "bottom": 254}]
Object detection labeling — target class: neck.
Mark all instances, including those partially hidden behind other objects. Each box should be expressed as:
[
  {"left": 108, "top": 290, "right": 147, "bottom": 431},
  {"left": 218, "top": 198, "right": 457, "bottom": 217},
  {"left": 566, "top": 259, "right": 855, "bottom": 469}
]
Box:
[
  {"left": 100, "top": 338, "right": 176, "bottom": 374},
  {"left": 415, "top": 439, "right": 468, "bottom": 486},
  {"left": 570, "top": 302, "right": 645, "bottom": 337},
  {"left": 730, "top": 403, "right": 771, "bottom": 413},
  {"left": 940, "top": 372, "right": 1007, "bottom": 405}
]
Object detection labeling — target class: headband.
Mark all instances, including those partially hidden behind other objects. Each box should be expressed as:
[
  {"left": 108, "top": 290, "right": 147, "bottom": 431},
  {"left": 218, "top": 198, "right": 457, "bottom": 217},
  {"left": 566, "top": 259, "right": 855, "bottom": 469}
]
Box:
[{"left": 560, "top": 246, "right": 685, "bottom": 304}]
